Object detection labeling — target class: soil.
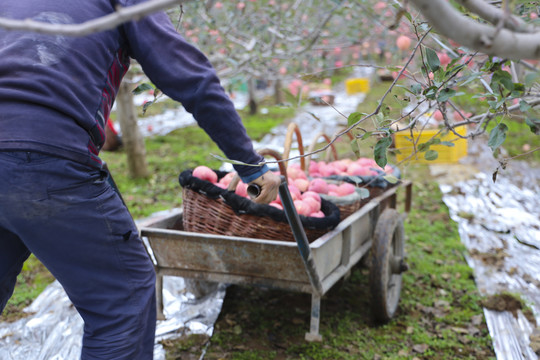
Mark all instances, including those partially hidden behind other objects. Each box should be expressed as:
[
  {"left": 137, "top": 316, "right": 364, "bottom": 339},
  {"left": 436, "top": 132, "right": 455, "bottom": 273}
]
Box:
[{"left": 163, "top": 264, "right": 494, "bottom": 360}]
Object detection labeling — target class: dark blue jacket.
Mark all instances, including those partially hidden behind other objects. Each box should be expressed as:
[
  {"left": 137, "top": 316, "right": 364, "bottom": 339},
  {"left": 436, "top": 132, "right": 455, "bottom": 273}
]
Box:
[{"left": 0, "top": 0, "right": 267, "bottom": 182}]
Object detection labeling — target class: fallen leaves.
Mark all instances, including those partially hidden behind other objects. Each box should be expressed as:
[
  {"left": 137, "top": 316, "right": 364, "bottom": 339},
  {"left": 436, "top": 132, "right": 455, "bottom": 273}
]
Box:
[{"left": 530, "top": 327, "right": 540, "bottom": 355}]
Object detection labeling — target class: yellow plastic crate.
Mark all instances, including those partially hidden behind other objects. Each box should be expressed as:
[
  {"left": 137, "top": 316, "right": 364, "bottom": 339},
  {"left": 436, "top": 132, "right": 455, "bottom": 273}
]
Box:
[
  {"left": 345, "top": 78, "right": 370, "bottom": 95},
  {"left": 394, "top": 126, "right": 468, "bottom": 163}
]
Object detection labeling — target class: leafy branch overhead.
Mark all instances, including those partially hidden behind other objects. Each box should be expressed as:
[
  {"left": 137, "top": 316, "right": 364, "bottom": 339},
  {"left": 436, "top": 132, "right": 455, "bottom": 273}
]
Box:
[{"left": 1, "top": 0, "right": 537, "bottom": 168}]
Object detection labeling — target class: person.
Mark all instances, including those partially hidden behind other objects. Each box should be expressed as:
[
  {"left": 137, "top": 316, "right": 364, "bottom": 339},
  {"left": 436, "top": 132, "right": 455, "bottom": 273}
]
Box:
[
  {"left": 102, "top": 119, "right": 122, "bottom": 152},
  {"left": 0, "top": 1, "right": 281, "bottom": 359}
]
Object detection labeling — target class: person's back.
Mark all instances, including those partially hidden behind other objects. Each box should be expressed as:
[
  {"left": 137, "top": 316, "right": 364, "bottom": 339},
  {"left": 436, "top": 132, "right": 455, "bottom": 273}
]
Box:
[{"left": 0, "top": 1, "right": 132, "bottom": 166}]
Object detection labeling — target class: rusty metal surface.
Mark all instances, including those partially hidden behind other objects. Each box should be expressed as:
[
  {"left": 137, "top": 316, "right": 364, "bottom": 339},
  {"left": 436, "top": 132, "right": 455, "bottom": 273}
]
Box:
[{"left": 143, "top": 229, "right": 311, "bottom": 284}]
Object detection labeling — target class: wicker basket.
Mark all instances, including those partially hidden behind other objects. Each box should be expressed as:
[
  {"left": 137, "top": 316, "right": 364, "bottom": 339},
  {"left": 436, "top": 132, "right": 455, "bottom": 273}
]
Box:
[
  {"left": 320, "top": 187, "right": 370, "bottom": 220},
  {"left": 305, "top": 131, "right": 369, "bottom": 220},
  {"left": 180, "top": 149, "right": 341, "bottom": 243},
  {"left": 181, "top": 187, "right": 339, "bottom": 242},
  {"left": 303, "top": 130, "right": 401, "bottom": 219}
]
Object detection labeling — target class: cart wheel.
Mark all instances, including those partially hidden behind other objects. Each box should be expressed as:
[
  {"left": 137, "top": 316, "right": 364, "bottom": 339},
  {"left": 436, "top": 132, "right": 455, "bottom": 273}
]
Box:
[{"left": 369, "top": 208, "right": 407, "bottom": 323}]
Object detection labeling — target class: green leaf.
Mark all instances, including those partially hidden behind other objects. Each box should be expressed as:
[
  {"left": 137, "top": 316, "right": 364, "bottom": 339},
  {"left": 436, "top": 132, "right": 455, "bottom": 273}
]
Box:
[
  {"left": 360, "top": 131, "right": 373, "bottom": 140},
  {"left": 425, "top": 48, "right": 440, "bottom": 73},
  {"left": 383, "top": 174, "right": 399, "bottom": 184},
  {"left": 440, "top": 141, "right": 455, "bottom": 147},
  {"left": 491, "top": 70, "right": 514, "bottom": 92},
  {"left": 350, "top": 139, "right": 361, "bottom": 158},
  {"left": 445, "top": 64, "right": 465, "bottom": 77},
  {"left": 380, "top": 104, "right": 391, "bottom": 117},
  {"left": 424, "top": 150, "right": 439, "bottom": 161},
  {"left": 403, "top": 10, "right": 412, "bottom": 22},
  {"left": 487, "top": 123, "right": 508, "bottom": 151},
  {"left": 347, "top": 112, "right": 364, "bottom": 127},
  {"left": 132, "top": 82, "right": 154, "bottom": 95},
  {"left": 525, "top": 72, "right": 540, "bottom": 87},
  {"left": 488, "top": 98, "right": 505, "bottom": 110},
  {"left": 418, "top": 137, "right": 441, "bottom": 152},
  {"left": 423, "top": 86, "right": 438, "bottom": 100},
  {"left": 513, "top": 83, "right": 525, "bottom": 92},
  {"left": 142, "top": 100, "right": 155, "bottom": 115},
  {"left": 437, "top": 88, "right": 456, "bottom": 102},
  {"left": 525, "top": 117, "right": 540, "bottom": 134},
  {"left": 358, "top": 187, "right": 370, "bottom": 199},
  {"left": 374, "top": 137, "right": 392, "bottom": 168},
  {"left": 410, "top": 83, "right": 422, "bottom": 95},
  {"left": 519, "top": 100, "right": 531, "bottom": 112},
  {"left": 307, "top": 112, "right": 322, "bottom": 122}
]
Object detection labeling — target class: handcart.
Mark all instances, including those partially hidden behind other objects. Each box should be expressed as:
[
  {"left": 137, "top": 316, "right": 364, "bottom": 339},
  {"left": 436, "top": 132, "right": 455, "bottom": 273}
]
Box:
[{"left": 139, "top": 178, "right": 412, "bottom": 341}]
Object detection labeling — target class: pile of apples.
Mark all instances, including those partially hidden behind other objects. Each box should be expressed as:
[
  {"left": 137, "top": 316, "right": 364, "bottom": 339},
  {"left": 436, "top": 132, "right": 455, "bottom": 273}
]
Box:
[
  {"left": 192, "top": 164, "right": 356, "bottom": 218},
  {"left": 307, "top": 157, "right": 394, "bottom": 178}
]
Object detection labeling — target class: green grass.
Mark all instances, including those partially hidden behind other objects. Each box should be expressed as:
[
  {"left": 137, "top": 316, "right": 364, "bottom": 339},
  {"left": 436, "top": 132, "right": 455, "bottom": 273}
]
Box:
[{"left": 1, "top": 254, "right": 55, "bottom": 322}]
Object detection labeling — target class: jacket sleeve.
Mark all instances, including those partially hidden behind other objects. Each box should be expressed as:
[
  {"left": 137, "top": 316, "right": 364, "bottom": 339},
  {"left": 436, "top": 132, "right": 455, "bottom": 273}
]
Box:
[{"left": 119, "top": 6, "right": 268, "bottom": 182}]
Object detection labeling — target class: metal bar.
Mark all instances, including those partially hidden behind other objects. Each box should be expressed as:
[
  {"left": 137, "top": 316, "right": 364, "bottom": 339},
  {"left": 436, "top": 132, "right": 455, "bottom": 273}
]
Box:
[
  {"left": 156, "top": 267, "right": 313, "bottom": 294},
  {"left": 156, "top": 272, "right": 165, "bottom": 320},
  {"left": 305, "top": 294, "right": 323, "bottom": 342},
  {"left": 278, "top": 178, "right": 324, "bottom": 297}
]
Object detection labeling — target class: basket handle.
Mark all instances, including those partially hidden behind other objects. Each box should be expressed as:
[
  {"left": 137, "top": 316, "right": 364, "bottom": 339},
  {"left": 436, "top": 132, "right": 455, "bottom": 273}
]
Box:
[
  {"left": 282, "top": 122, "right": 306, "bottom": 171},
  {"left": 227, "top": 148, "right": 288, "bottom": 192},
  {"left": 305, "top": 132, "right": 339, "bottom": 167}
]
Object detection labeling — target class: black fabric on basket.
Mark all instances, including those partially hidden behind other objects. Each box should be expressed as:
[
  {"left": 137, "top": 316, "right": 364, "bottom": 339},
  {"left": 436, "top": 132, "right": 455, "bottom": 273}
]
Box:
[
  {"left": 178, "top": 169, "right": 340, "bottom": 231},
  {"left": 325, "top": 164, "right": 401, "bottom": 189}
]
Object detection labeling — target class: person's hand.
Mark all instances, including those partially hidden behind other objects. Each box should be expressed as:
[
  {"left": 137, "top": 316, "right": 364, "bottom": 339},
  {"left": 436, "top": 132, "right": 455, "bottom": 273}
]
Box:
[{"left": 248, "top": 170, "right": 281, "bottom": 204}]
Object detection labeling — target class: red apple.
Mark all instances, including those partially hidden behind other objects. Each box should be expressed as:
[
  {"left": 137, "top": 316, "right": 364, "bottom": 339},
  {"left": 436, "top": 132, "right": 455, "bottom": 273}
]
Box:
[
  {"left": 193, "top": 165, "right": 218, "bottom": 183},
  {"left": 396, "top": 35, "right": 411, "bottom": 51},
  {"left": 288, "top": 184, "right": 302, "bottom": 201},
  {"left": 439, "top": 52, "right": 451, "bottom": 67},
  {"left": 308, "top": 179, "right": 329, "bottom": 194},
  {"left": 294, "top": 178, "right": 310, "bottom": 193},
  {"left": 309, "top": 211, "right": 325, "bottom": 218},
  {"left": 235, "top": 182, "right": 248, "bottom": 197},
  {"left": 294, "top": 200, "right": 312, "bottom": 216},
  {"left": 347, "top": 163, "right": 371, "bottom": 176},
  {"left": 328, "top": 183, "right": 339, "bottom": 192},
  {"left": 384, "top": 165, "right": 394, "bottom": 174},
  {"left": 433, "top": 110, "right": 444, "bottom": 121},
  {"left": 301, "top": 191, "right": 321, "bottom": 203},
  {"left": 287, "top": 164, "right": 307, "bottom": 180},
  {"left": 303, "top": 196, "right": 321, "bottom": 213},
  {"left": 336, "top": 183, "right": 356, "bottom": 196},
  {"left": 218, "top": 172, "right": 235, "bottom": 187},
  {"left": 269, "top": 202, "right": 283, "bottom": 210}
]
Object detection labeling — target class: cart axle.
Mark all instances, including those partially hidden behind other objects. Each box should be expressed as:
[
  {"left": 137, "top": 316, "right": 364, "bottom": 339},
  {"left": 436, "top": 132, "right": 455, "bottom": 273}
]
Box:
[{"left": 391, "top": 256, "right": 409, "bottom": 274}]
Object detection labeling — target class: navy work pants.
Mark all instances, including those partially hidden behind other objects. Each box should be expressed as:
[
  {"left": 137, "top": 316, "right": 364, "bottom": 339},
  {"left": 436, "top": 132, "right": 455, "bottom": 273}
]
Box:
[{"left": 0, "top": 151, "right": 156, "bottom": 359}]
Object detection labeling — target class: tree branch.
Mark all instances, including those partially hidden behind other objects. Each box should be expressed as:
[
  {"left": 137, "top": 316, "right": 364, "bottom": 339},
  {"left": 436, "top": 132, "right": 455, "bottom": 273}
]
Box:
[
  {"left": 0, "top": 0, "right": 188, "bottom": 36},
  {"left": 455, "top": 0, "right": 532, "bottom": 33},
  {"left": 409, "top": 0, "right": 540, "bottom": 59}
]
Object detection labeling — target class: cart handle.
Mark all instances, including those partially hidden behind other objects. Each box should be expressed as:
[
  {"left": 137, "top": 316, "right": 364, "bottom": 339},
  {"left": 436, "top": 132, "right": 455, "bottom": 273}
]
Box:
[{"left": 278, "top": 176, "right": 324, "bottom": 297}]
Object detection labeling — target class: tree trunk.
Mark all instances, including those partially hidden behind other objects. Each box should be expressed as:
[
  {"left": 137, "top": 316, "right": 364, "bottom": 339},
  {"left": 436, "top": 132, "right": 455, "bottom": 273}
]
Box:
[
  {"left": 116, "top": 78, "right": 149, "bottom": 179},
  {"left": 274, "top": 79, "right": 283, "bottom": 105},
  {"left": 248, "top": 77, "right": 257, "bottom": 115}
]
